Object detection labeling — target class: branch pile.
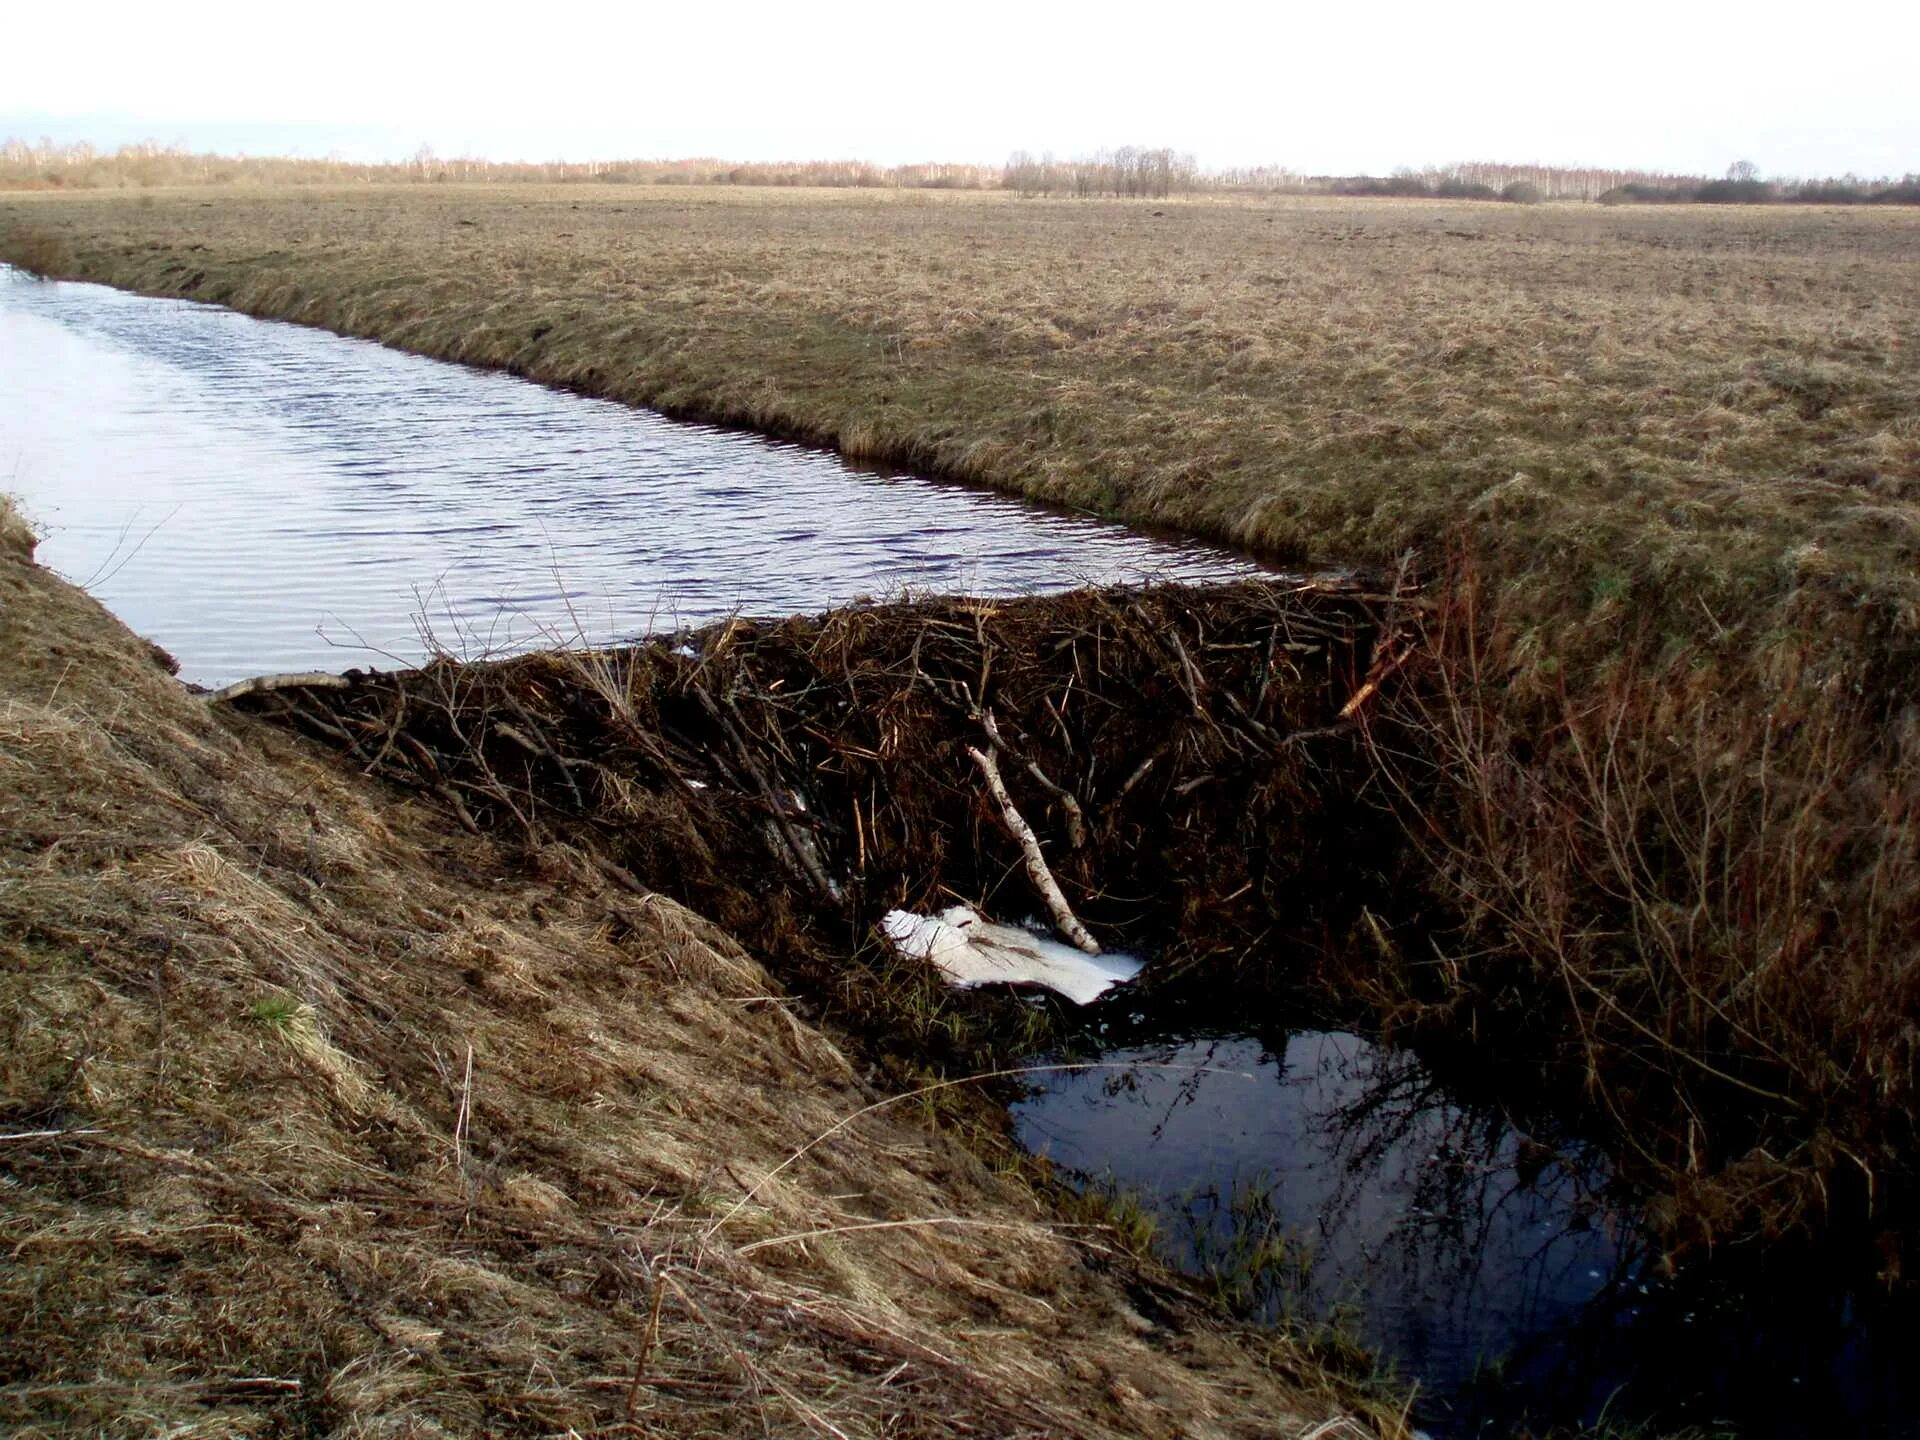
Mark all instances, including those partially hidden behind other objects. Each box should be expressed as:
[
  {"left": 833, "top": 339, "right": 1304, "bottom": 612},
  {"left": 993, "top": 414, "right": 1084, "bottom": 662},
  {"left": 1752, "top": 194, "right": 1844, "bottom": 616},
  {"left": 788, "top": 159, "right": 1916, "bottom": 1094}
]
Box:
[{"left": 225, "top": 579, "right": 1414, "bottom": 997}]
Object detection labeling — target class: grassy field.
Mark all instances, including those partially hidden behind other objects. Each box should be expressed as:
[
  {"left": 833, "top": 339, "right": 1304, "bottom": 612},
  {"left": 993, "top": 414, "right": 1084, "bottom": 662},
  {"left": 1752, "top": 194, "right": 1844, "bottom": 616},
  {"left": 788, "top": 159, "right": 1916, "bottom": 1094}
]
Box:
[
  {"left": 6, "top": 185, "right": 1920, "bottom": 1245},
  {"left": 4, "top": 185, "right": 1915, "bottom": 602}
]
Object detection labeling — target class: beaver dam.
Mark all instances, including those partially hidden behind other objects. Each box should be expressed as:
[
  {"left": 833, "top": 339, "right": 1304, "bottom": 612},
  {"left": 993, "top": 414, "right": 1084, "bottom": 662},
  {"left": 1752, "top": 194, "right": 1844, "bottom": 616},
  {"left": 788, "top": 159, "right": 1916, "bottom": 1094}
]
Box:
[
  {"left": 6, "top": 241, "right": 1920, "bottom": 1435},
  {"left": 218, "top": 581, "right": 1396, "bottom": 995},
  {"left": 207, "top": 578, "right": 1920, "bottom": 1436}
]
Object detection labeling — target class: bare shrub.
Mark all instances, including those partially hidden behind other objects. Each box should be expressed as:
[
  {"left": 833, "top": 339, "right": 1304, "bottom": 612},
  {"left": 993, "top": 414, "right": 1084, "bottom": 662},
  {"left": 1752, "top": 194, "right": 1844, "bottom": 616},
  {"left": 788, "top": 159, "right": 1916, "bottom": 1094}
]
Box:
[
  {"left": 1433, "top": 178, "right": 1497, "bottom": 200},
  {"left": 1364, "top": 552, "right": 1920, "bottom": 1243},
  {"left": 1003, "top": 147, "right": 1198, "bottom": 198}
]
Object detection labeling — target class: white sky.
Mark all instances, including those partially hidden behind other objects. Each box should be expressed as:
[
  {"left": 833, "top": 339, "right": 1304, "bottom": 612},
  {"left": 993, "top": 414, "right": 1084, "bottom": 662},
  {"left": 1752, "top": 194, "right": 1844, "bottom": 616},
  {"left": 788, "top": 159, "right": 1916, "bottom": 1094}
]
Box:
[{"left": 5, "top": 0, "right": 1916, "bottom": 177}]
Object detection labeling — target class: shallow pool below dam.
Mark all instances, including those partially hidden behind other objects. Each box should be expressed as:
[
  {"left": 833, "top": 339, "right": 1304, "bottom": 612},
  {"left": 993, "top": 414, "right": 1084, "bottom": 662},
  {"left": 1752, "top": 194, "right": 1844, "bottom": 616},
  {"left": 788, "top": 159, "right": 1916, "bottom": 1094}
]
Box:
[
  {"left": 1016, "top": 1007, "right": 1920, "bottom": 1437},
  {"left": 5, "top": 265, "right": 1918, "bottom": 1439}
]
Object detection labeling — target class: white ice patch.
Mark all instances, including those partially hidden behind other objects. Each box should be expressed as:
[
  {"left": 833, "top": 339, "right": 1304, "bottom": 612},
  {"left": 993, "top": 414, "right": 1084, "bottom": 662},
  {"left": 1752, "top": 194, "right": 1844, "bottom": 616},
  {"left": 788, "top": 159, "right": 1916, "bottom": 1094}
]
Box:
[{"left": 881, "top": 905, "right": 1142, "bottom": 1006}]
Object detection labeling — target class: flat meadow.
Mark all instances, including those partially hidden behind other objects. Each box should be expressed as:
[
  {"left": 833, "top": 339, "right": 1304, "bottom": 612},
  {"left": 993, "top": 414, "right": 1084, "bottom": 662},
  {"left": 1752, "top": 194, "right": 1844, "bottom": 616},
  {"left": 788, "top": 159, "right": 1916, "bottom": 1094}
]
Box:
[
  {"left": 5, "top": 183, "right": 1914, "bottom": 601},
  {"left": 6, "top": 183, "right": 1920, "bottom": 1241}
]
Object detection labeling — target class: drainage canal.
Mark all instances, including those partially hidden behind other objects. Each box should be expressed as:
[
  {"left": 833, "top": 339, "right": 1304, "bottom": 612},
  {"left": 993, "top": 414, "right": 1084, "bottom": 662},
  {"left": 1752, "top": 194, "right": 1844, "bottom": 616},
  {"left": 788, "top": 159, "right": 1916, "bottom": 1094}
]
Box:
[
  {"left": 7, "top": 268, "right": 1915, "bottom": 1440},
  {"left": 0, "top": 265, "right": 1259, "bottom": 686}
]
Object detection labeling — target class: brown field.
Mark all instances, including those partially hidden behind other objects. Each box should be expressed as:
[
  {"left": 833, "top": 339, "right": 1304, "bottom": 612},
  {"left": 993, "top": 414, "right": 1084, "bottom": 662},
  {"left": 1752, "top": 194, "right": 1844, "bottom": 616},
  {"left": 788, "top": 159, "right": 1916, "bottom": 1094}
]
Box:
[{"left": 5, "top": 190, "right": 1920, "bottom": 1271}]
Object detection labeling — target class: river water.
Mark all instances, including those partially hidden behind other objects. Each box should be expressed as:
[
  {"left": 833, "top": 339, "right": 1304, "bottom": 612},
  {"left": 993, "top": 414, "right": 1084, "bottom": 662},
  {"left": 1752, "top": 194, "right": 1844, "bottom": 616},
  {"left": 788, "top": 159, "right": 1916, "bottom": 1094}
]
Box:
[
  {"left": 0, "top": 266, "right": 1260, "bottom": 687},
  {"left": 5, "top": 265, "right": 1915, "bottom": 1438}
]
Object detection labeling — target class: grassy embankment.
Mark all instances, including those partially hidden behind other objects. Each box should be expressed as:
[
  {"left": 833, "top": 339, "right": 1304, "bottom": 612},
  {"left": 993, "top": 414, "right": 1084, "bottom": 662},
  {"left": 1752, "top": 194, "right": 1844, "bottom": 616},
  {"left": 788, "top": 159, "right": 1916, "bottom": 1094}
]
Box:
[
  {"left": 0, "top": 503, "right": 1397, "bottom": 1435},
  {"left": 5, "top": 185, "right": 1920, "bottom": 1246}
]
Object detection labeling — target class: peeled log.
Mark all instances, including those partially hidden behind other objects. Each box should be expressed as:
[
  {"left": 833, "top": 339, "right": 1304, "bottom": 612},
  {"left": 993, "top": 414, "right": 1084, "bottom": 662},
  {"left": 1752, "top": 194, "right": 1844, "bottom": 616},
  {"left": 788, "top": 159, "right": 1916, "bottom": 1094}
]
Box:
[
  {"left": 202, "top": 671, "right": 353, "bottom": 704},
  {"left": 965, "top": 744, "right": 1099, "bottom": 954}
]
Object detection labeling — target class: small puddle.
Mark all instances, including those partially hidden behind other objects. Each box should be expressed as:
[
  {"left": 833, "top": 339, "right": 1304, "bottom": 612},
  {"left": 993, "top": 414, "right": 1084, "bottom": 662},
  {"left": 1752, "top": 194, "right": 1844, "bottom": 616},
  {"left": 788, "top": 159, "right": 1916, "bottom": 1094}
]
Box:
[
  {"left": 0, "top": 266, "right": 1262, "bottom": 686},
  {"left": 1015, "top": 1013, "right": 1920, "bottom": 1436}
]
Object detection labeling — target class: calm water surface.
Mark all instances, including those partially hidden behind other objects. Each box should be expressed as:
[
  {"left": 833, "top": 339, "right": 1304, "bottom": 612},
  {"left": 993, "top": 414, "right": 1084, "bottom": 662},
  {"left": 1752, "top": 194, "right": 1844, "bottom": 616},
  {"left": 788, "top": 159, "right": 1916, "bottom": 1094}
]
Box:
[
  {"left": 0, "top": 267, "right": 1261, "bottom": 685},
  {"left": 1017, "top": 1019, "right": 1920, "bottom": 1436}
]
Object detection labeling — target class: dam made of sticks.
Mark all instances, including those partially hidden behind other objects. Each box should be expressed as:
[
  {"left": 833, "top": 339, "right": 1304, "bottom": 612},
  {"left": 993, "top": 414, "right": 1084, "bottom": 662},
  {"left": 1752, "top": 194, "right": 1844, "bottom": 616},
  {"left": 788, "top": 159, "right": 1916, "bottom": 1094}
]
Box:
[{"left": 221, "top": 580, "right": 1406, "bottom": 1013}]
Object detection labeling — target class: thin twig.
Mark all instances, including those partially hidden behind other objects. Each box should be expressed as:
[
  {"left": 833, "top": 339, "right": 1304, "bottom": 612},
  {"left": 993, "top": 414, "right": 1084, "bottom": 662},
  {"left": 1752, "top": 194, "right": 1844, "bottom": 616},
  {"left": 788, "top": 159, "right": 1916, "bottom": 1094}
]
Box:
[
  {"left": 702, "top": 1061, "right": 1254, "bottom": 1241},
  {"left": 624, "top": 1278, "right": 669, "bottom": 1421},
  {"left": 452, "top": 1042, "right": 474, "bottom": 1171}
]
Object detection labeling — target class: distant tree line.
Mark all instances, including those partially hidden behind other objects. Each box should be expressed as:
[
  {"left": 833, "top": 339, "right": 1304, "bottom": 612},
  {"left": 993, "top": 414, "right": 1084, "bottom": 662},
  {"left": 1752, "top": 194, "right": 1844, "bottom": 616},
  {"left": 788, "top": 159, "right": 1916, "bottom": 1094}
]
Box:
[
  {"left": 1591, "top": 162, "right": 1920, "bottom": 207},
  {"left": 1197, "top": 160, "right": 1920, "bottom": 206},
  {"left": 1003, "top": 148, "right": 1200, "bottom": 198},
  {"left": 600, "top": 158, "right": 999, "bottom": 189},
  {"left": 3, "top": 139, "right": 1915, "bottom": 207},
  {"left": 0, "top": 141, "right": 1002, "bottom": 192}
]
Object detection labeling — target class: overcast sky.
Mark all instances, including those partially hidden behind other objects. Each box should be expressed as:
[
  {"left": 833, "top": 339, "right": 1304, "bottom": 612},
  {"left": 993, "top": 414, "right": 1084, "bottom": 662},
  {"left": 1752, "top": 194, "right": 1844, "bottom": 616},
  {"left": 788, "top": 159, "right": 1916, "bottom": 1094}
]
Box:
[{"left": 5, "top": 0, "right": 1915, "bottom": 177}]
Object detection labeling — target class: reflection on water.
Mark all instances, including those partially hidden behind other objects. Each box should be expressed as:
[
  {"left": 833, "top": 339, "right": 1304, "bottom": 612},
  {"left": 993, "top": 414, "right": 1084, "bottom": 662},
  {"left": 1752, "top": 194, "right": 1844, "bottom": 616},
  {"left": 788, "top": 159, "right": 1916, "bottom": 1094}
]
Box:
[
  {"left": 1017, "top": 1034, "right": 1624, "bottom": 1412},
  {"left": 1015, "top": 1027, "right": 1920, "bottom": 1437},
  {"left": 0, "top": 267, "right": 1263, "bottom": 686}
]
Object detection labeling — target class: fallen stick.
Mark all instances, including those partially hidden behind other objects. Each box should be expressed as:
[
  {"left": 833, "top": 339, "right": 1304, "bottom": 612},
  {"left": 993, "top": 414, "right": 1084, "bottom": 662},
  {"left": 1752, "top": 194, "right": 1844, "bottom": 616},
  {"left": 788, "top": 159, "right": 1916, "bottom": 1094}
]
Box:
[
  {"left": 979, "top": 710, "right": 1086, "bottom": 849},
  {"left": 201, "top": 671, "right": 352, "bottom": 704},
  {"left": 433, "top": 783, "right": 481, "bottom": 835},
  {"left": 697, "top": 691, "right": 836, "bottom": 901},
  {"left": 1114, "top": 749, "right": 1161, "bottom": 802},
  {"left": 1337, "top": 635, "right": 1415, "bottom": 720},
  {"left": 493, "top": 720, "right": 585, "bottom": 811},
  {"left": 965, "top": 744, "right": 1099, "bottom": 955}
]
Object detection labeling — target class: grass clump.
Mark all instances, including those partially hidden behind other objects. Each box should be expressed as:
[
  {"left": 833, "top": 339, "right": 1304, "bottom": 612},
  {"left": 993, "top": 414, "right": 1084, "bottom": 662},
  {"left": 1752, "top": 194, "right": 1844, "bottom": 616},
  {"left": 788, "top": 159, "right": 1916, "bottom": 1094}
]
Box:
[{"left": 248, "top": 992, "right": 302, "bottom": 1027}]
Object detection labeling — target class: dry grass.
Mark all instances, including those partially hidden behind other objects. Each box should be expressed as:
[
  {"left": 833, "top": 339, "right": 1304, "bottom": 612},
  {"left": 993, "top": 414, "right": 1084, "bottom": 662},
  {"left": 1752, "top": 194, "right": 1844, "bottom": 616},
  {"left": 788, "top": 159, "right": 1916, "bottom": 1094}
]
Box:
[
  {"left": 0, "top": 506, "right": 1382, "bottom": 1436},
  {"left": 2, "top": 184, "right": 1914, "bottom": 616},
  {"left": 1359, "top": 556, "right": 1920, "bottom": 1252},
  {"left": 5, "top": 185, "right": 1920, "bottom": 1241}
]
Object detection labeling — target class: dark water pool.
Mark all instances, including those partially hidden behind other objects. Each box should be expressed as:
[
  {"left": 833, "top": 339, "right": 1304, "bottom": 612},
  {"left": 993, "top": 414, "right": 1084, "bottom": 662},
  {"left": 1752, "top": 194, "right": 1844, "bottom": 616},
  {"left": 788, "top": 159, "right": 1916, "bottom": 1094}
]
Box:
[
  {"left": 0, "top": 266, "right": 1262, "bottom": 686},
  {"left": 1015, "top": 1018, "right": 1920, "bottom": 1437}
]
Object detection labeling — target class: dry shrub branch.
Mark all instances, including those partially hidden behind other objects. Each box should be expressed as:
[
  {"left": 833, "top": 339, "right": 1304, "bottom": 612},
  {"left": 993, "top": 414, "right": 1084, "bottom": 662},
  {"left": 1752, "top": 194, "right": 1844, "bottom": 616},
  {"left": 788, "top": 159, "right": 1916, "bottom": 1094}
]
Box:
[{"left": 1363, "top": 550, "right": 1920, "bottom": 1258}]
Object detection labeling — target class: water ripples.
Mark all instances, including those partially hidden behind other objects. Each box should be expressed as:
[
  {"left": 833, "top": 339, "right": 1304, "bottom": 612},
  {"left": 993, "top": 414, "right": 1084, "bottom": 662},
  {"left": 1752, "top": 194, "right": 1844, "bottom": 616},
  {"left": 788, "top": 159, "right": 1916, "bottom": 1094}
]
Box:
[{"left": 0, "top": 267, "right": 1263, "bottom": 685}]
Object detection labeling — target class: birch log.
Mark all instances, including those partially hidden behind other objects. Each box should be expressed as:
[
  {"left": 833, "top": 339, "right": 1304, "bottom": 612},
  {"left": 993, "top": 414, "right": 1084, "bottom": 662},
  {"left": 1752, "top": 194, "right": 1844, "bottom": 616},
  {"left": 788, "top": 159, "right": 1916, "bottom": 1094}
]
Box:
[
  {"left": 202, "top": 671, "right": 353, "bottom": 704},
  {"left": 965, "top": 744, "right": 1100, "bottom": 955}
]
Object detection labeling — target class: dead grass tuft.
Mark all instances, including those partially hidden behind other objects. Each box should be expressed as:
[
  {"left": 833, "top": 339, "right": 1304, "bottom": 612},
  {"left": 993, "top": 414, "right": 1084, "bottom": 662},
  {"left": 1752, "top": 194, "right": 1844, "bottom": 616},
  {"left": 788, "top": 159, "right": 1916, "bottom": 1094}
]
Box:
[{"left": 0, "top": 497, "right": 37, "bottom": 560}]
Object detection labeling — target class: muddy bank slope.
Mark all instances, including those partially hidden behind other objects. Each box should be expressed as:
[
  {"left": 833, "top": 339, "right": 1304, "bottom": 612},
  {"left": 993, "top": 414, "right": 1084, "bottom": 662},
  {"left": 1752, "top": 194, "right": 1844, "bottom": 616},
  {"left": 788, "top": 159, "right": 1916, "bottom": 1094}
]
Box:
[{"left": 0, "top": 512, "right": 1370, "bottom": 1437}]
